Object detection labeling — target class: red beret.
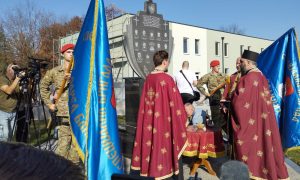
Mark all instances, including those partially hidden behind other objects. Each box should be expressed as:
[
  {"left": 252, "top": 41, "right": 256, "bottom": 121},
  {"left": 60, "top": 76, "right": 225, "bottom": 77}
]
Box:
[
  {"left": 60, "top": 44, "right": 75, "bottom": 53},
  {"left": 210, "top": 60, "right": 220, "bottom": 67}
]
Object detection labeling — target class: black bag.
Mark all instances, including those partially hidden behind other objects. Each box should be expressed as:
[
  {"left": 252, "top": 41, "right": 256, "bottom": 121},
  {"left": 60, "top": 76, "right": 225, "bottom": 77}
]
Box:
[
  {"left": 180, "top": 70, "right": 200, "bottom": 102},
  {"left": 193, "top": 90, "right": 200, "bottom": 101}
]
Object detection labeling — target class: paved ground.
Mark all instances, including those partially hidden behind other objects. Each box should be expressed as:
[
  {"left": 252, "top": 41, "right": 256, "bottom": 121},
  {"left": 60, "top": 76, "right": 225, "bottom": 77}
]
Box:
[
  {"left": 122, "top": 101, "right": 300, "bottom": 179},
  {"left": 124, "top": 155, "right": 300, "bottom": 180},
  {"left": 41, "top": 99, "right": 300, "bottom": 179}
]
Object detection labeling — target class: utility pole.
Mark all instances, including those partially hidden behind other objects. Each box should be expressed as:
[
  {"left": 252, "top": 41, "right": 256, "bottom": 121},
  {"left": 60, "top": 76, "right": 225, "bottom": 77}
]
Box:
[{"left": 221, "top": 36, "right": 225, "bottom": 73}]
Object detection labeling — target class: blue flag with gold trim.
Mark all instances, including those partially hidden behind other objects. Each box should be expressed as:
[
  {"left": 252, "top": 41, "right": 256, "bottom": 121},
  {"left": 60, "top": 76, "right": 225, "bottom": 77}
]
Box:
[
  {"left": 257, "top": 28, "right": 300, "bottom": 149},
  {"left": 69, "top": 0, "right": 124, "bottom": 179}
]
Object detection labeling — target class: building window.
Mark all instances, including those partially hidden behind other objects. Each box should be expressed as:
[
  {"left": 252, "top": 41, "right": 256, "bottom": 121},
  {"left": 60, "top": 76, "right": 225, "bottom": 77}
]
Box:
[
  {"left": 248, "top": 46, "right": 251, "bottom": 50},
  {"left": 215, "top": 42, "right": 220, "bottom": 56},
  {"left": 240, "top": 45, "right": 244, "bottom": 55},
  {"left": 224, "top": 43, "right": 229, "bottom": 57},
  {"left": 183, "top": 37, "right": 189, "bottom": 54},
  {"left": 195, "top": 72, "right": 200, "bottom": 80},
  {"left": 195, "top": 39, "right": 200, "bottom": 55},
  {"left": 261, "top": 48, "right": 264, "bottom": 52}
]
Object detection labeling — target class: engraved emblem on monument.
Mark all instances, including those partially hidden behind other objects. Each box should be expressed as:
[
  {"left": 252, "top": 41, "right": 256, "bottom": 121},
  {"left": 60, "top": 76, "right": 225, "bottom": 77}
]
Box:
[
  {"left": 149, "top": 31, "right": 155, "bottom": 40},
  {"left": 124, "top": 0, "right": 173, "bottom": 79},
  {"left": 134, "top": 29, "right": 139, "bottom": 38}
]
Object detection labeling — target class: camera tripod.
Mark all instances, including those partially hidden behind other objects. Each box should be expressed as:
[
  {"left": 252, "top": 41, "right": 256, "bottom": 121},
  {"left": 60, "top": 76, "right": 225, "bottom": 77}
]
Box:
[
  {"left": 8, "top": 66, "right": 56, "bottom": 151},
  {"left": 9, "top": 75, "right": 40, "bottom": 145}
]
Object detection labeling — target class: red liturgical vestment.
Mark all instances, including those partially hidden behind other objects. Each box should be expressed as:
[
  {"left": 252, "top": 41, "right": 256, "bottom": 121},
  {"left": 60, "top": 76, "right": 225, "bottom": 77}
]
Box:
[
  {"left": 131, "top": 73, "right": 188, "bottom": 179},
  {"left": 231, "top": 68, "right": 289, "bottom": 180}
]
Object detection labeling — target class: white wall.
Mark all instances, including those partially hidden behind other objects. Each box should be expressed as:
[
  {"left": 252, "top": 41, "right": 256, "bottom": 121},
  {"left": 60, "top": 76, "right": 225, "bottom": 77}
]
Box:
[
  {"left": 60, "top": 14, "right": 275, "bottom": 116},
  {"left": 169, "top": 22, "right": 208, "bottom": 79},
  {"left": 207, "top": 30, "right": 273, "bottom": 74},
  {"left": 61, "top": 14, "right": 274, "bottom": 77}
]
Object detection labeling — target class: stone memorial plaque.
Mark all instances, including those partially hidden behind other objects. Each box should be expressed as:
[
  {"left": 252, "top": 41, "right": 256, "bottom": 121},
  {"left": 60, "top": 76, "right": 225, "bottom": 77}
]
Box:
[{"left": 124, "top": 0, "right": 173, "bottom": 79}]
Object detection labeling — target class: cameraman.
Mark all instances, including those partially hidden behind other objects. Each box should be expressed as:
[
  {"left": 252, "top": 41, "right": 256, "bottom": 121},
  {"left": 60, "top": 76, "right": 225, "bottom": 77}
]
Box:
[{"left": 0, "top": 62, "right": 25, "bottom": 141}]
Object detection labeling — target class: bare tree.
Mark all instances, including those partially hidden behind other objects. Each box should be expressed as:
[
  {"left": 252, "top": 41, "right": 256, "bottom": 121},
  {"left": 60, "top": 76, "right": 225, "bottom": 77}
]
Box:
[
  {"left": 38, "top": 16, "right": 83, "bottom": 61},
  {"left": 105, "top": 4, "right": 124, "bottom": 20},
  {"left": 2, "top": 0, "right": 54, "bottom": 66},
  {"left": 0, "top": 23, "right": 11, "bottom": 64},
  {"left": 220, "top": 24, "right": 245, "bottom": 35}
]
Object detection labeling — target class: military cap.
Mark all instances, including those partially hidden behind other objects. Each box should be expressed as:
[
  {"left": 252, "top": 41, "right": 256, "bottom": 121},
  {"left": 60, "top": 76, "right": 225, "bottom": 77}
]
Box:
[
  {"left": 210, "top": 60, "right": 220, "bottom": 67},
  {"left": 60, "top": 44, "right": 75, "bottom": 53}
]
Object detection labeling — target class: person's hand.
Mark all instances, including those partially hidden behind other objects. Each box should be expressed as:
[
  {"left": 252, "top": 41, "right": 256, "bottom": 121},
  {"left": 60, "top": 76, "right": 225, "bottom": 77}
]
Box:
[
  {"left": 52, "top": 93, "right": 58, "bottom": 101},
  {"left": 16, "top": 71, "right": 25, "bottom": 79},
  {"left": 187, "top": 125, "right": 194, "bottom": 132},
  {"left": 64, "top": 73, "right": 71, "bottom": 80},
  {"left": 187, "top": 125, "right": 197, "bottom": 132},
  {"left": 222, "top": 106, "right": 228, "bottom": 114},
  {"left": 220, "top": 100, "right": 226, "bottom": 113},
  {"left": 48, "top": 103, "right": 57, "bottom": 112}
]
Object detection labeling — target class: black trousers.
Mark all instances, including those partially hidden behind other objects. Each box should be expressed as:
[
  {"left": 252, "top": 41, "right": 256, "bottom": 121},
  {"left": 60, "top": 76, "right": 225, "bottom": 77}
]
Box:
[
  {"left": 15, "top": 110, "right": 29, "bottom": 143},
  {"left": 209, "top": 92, "right": 225, "bottom": 130}
]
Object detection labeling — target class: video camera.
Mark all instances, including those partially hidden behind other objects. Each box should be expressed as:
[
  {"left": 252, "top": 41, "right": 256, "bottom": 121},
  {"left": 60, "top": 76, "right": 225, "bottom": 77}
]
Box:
[
  {"left": 11, "top": 66, "right": 26, "bottom": 78},
  {"left": 12, "top": 57, "right": 48, "bottom": 80},
  {"left": 12, "top": 57, "right": 49, "bottom": 94}
]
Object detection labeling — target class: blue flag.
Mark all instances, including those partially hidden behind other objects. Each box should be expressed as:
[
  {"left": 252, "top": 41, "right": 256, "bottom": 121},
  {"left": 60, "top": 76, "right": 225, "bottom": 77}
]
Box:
[
  {"left": 257, "top": 28, "right": 300, "bottom": 149},
  {"left": 69, "top": 0, "right": 124, "bottom": 179}
]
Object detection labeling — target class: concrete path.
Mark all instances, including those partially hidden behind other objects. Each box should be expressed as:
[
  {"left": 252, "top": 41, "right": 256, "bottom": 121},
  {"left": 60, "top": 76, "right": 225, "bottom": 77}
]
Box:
[{"left": 124, "top": 156, "right": 300, "bottom": 179}]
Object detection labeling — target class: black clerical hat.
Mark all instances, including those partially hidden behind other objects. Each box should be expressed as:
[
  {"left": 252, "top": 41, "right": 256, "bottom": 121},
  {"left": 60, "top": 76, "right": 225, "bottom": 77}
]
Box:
[{"left": 241, "top": 50, "right": 259, "bottom": 62}]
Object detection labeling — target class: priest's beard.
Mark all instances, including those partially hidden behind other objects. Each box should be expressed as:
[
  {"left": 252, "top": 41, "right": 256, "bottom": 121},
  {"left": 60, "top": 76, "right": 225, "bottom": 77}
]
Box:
[{"left": 240, "top": 66, "right": 247, "bottom": 75}]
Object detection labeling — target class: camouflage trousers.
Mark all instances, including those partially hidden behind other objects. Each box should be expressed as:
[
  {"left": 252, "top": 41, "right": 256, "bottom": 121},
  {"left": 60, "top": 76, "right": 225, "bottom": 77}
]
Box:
[{"left": 55, "top": 125, "right": 80, "bottom": 164}]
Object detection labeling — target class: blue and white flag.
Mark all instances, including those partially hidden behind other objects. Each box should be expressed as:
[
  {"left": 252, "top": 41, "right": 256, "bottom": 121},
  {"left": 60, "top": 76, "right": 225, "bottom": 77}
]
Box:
[
  {"left": 257, "top": 28, "right": 300, "bottom": 149},
  {"left": 69, "top": 0, "right": 124, "bottom": 179}
]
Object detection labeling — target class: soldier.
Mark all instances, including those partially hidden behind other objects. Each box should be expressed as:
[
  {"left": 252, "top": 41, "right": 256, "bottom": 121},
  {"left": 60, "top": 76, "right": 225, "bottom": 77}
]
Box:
[
  {"left": 196, "top": 60, "right": 226, "bottom": 130},
  {"left": 40, "top": 43, "right": 79, "bottom": 164}
]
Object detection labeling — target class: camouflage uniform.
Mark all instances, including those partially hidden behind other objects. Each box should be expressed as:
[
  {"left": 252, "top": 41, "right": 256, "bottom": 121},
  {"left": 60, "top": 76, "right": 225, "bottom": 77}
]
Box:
[
  {"left": 40, "top": 65, "right": 79, "bottom": 164},
  {"left": 196, "top": 72, "right": 226, "bottom": 129}
]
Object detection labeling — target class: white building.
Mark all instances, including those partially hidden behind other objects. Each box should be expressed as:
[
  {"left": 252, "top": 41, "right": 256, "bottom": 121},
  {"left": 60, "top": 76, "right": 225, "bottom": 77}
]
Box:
[
  {"left": 60, "top": 14, "right": 273, "bottom": 115},
  {"left": 60, "top": 13, "right": 273, "bottom": 80}
]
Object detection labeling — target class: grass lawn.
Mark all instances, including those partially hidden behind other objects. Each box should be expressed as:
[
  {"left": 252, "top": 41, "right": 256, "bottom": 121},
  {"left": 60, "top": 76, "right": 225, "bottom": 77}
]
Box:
[
  {"left": 28, "top": 120, "right": 52, "bottom": 146},
  {"left": 285, "top": 148, "right": 300, "bottom": 166},
  {"left": 26, "top": 116, "right": 126, "bottom": 146},
  {"left": 23, "top": 116, "right": 300, "bottom": 168}
]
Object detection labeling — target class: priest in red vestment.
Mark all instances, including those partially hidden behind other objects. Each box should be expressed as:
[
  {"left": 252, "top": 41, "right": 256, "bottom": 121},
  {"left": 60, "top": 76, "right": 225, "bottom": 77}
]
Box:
[
  {"left": 231, "top": 50, "right": 289, "bottom": 180},
  {"left": 221, "top": 57, "right": 242, "bottom": 158},
  {"left": 131, "top": 50, "right": 188, "bottom": 179}
]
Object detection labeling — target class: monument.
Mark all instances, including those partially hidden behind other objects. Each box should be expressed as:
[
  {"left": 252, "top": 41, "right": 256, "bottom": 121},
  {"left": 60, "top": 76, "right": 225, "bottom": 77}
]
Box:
[
  {"left": 120, "top": 0, "right": 173, "bottom": 157},
  {"left": 124, "top": 0, "right": 173, "bottom": 79}
]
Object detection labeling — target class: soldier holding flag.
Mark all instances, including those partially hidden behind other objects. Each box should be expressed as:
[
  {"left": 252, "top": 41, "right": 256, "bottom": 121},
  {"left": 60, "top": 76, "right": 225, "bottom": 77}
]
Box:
[{"left": 40, "top": 44, "right": 80, "bottom": 164}]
